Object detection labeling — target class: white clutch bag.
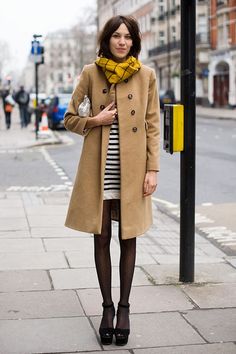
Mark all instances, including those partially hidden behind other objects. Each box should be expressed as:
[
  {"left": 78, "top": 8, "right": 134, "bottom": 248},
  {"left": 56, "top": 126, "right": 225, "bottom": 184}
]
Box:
[{"left": 78, "top": 95, "right": 91, "bottom": 117}]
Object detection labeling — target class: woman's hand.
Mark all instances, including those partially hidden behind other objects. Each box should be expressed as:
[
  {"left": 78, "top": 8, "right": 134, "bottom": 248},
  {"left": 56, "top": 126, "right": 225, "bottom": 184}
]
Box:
[
  {"left": 143, "top": 171, "right": 158, "bottom": 197},
  {"left": 96, "top": 102, "right": 117, "bottom": 126}
]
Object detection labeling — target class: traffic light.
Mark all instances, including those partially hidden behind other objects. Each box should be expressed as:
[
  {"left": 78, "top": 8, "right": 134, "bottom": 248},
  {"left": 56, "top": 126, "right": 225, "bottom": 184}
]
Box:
[{"left": 39, "top": 45, "right": 44, "bottom": 64}]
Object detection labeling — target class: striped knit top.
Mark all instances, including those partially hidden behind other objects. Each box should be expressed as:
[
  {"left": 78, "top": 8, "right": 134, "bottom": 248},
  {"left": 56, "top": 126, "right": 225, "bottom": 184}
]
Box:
[{"left": 103, "top": 117, "right": 120, "bottom": 200}]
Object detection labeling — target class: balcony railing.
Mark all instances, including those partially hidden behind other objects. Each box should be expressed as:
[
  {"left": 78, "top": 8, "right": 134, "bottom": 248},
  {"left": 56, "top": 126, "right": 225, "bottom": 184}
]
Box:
[
  {"left": 148, "top": 34, "right": 209, "bottom": 57},
  {"left": 148, "top": 40, "right": 181, "bottom": 57}
]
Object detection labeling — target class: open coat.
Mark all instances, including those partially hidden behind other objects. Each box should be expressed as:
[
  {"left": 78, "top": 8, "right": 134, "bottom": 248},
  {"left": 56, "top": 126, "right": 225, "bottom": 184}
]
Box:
[{"left": 64, "top": 63, "right": 160, "bottom": 239}]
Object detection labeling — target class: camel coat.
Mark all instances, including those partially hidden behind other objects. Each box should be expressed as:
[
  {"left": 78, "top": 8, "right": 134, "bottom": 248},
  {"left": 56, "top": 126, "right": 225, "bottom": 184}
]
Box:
[{"left": 64, "top": 63, "right": 160, "bottom": 239}]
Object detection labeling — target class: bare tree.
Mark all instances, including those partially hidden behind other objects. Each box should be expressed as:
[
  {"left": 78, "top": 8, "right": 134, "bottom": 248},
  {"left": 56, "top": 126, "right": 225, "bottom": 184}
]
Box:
[
  {"left": 0, "top": 40, "right": 11, "bottom": 79},
  {"left": 71, "top": 6, "right": 98, "bottom": 73}
]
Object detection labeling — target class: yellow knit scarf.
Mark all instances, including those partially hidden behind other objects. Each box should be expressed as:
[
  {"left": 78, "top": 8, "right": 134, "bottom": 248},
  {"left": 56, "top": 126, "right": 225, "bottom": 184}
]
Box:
[{"left": 95, "top": 56, "right": 141, "bottom": 84}]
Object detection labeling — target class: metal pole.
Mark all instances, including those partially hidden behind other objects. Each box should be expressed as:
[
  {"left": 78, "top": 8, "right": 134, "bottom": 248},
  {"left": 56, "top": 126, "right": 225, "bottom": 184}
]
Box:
[
  {"left": 167, "top": 0, "right": 171, "bottom": 89},
  {"left": 180, "top": 0, "right": 196, "bottom": 282},
  {"left": 35, "top": 62, "right": 39, "bottom": 140}
]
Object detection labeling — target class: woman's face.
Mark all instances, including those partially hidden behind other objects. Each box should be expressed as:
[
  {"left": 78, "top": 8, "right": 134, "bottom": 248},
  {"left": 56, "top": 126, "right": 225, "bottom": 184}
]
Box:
[{"left": 109, "top": 23, "right": 133, "bottom": 62}]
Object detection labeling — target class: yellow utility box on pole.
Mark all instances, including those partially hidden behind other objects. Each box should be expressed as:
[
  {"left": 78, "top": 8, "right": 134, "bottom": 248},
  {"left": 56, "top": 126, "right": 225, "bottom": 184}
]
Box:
[{"left": 163, "top": 104, "right": 184, "bottom": 154}]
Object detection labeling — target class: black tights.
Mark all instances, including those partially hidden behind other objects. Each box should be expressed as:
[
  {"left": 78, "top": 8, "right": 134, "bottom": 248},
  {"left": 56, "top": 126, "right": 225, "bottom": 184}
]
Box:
[{"left": 94, "top": 200, "right": 136, "bottom": 329}]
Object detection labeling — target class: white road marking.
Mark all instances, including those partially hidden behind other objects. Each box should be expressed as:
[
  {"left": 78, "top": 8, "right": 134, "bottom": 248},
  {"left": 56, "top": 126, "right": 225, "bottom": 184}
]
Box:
[
  {"left": 153, "top": 198, "right": 236, "bottom": 249},
  {"left": 7, "top": 185, "right": 72, "bottom": 192},
  {"left": 40, "top": 147, "right": 72, "bottom": 185}
]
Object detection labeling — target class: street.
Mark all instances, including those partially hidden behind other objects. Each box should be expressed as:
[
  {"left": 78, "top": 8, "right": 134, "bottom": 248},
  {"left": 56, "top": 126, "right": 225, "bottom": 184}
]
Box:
[
  {"left": 0, "top": 110, "right": 236, "bottom": 353},
  {"left": 1, "top": 113, "right": 236, "bottom": 255}
]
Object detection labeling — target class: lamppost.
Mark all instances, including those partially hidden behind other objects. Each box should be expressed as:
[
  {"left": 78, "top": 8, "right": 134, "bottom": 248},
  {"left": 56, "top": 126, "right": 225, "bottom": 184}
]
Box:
[
  {"left": 31, "top": 34, "right": 44, "bottom": 139},
  {"left": 167, "top": 0, "right": 171, "bottom": 89}
]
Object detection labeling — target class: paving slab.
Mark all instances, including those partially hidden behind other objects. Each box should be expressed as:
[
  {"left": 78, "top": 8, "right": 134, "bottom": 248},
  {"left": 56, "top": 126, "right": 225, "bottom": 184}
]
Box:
[
  {"left": 68, "top": 352, "right": 128, "bottom": 354},
  {"left": 65, "top": 242, "right": 121, "bottom": 268},
  {"left": 0, "top": 252, "right": 68, "bottom": 270},
  {"left": 0, "top": 207, "right": 25, "bottom": 217},
  {"left": 183, "top": 308, "right": 236, "bottom": 342},
  {"left": 91, "top": 312, "right": 205, "bottom": 350},
  {"left": 31, "top": 227, "right": 89, "bottom": 238},
  {"left": 135, "top": 251, "right": 157, "bottom": 265},
  {"left": 0, "top": 290, "right": 84, "bottom": 319},
  {"left": 43, "top": 196, "right": 69, "bottom": 205},
  {"left": 0, "top": 270, "right": 51, "bottom": 292},
  {"left": 0, "top": 199, "right": 23, "bottom": 207},
  {"left": 0, "top": 217, "right": 28, "bottom": 231},
  {"left": 0, "top": 317, "right": 100, "bottom": 353},
  {"left": 66, "top": 250, "right": 96, "bottom": 268},
  {"left": 44, "top": 237, "right": 94, "bottom": 251},
  {"left": 142, "top": 263, "right": 236, "bottom": 284},
  {"left": 0, "top": 238, "right": 44, "bottom": 252},
  {"left": 0, "top": 230, "right": 31, "bottom": 238},
  {"left": 67, "top": 351, "right": 127, "bottom": 354},
  {"left": 27, "top": 215, "right": 66, "bottom": 228},
  {"left": 24, "top": 205, "right": 67, "bottom": 216},
  {"left": 152, "top": 254, "right": 225, "bottom": 264},
  {"left": 133, "top": 343, "right": 236, "bottom": 354},
  {"left": 227, "top": 257, "right": 236, "bottom": 268},
  {"left": 50, "top": 266, "right": 151, "bottom": 290},
  {"left": 77, "top": 285, "right": 193, "bottom": 316},
  {"left": 181, "top": 283, "right": 236, "bottom": 308}
]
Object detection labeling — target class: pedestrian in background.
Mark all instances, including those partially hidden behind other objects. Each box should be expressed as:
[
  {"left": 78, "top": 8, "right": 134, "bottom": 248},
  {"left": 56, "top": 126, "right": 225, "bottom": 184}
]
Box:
[
  {"left": 64, "top": 15, "right": 160, "bottom": 346},
  {"left": 1, "top": 88, "right": 15, "bottom": 129},
  {"left": 15, "top": 85, "right": 30, "bottom": 128}
]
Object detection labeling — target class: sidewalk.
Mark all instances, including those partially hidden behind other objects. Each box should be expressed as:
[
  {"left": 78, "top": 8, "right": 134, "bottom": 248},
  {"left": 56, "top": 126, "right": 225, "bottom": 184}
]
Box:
[
  {"left": 0, "top": 107, "right": 236, "bottom": 353},
  {"left": 196, "top": 105, "right": 236, "bottom": 120},
  {"left": 0, "top": 109, "right": 63, "bottom": 150},
  {"left": 0, "top": 190, "right": 236, "bottom": 353}
]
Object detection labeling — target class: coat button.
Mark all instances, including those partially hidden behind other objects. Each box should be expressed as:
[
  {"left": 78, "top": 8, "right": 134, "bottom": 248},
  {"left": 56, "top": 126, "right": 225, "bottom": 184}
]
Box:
[
  {"left": 128, "top": 94, "right": 133, "bottom": 99},
  {"left": 132, "top": 127, "right": 137, "bottom": 132},
  {"left": 102, "top": 89, "right": 108, "bottom": 94},
  {"left": 100, "top": 105, "right": 105, "bottom": 110},
  {"left": 131, "top": 110, "right": 135, "bottom": 115},
  {"left": 124, "top": 79, "right": 128, "bottom": 83}
]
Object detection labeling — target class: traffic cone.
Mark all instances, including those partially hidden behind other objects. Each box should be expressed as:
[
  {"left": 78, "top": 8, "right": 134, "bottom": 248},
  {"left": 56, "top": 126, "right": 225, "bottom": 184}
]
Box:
[{"left": 40, "top": 112, "right": 49, "bottom": 131}]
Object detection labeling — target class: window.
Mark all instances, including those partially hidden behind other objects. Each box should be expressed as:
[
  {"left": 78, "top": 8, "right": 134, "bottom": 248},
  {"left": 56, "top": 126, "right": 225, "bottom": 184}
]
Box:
[
  {"left": 159, "top": 30, "right": 165, "bottom": 46},
  {"left": 172, "top": 26, "right": 177, "bottom": 41},
  {"left": 159, "top": 0, "right": 165, "bottom": 13},
  {"left": 58, "top": 73, "right": 63, "bottom": 83},
  {"left": 198, "top": 14, "right": 208, "bottom": 42}
]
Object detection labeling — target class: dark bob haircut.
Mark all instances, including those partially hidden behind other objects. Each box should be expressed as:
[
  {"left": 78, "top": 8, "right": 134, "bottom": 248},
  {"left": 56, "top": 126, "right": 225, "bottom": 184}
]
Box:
[{"left": 97, "top": 15, "right": 141, "bottom": 59}]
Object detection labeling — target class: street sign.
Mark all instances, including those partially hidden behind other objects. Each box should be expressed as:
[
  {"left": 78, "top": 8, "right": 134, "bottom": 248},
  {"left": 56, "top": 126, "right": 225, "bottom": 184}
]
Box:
[
  {"left": 31, "top": 40, "right": 41, "bottom": 55},
  {"left": 30, "top": 41, "right": 44, "bottom": 64}
]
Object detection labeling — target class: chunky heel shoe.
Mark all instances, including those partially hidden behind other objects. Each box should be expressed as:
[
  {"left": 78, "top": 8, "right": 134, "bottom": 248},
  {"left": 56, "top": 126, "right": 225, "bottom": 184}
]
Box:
[
  {"left": 115, "top": 303, "right": 130, "bottom": 346},
  {"left": 99, "top": 302, "right": 115, "bottom": 345}
]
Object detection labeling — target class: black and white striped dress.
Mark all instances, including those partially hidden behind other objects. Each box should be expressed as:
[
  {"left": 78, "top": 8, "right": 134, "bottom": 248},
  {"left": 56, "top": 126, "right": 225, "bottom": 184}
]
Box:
[{"left": 103, "top": 118, "right": 120, "bottom": 200}]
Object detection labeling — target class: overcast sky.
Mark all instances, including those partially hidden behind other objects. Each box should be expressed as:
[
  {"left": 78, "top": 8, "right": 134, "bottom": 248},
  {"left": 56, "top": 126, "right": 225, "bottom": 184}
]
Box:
[{"left": 0, "top": 0, "right": 96, "bottom": 77}]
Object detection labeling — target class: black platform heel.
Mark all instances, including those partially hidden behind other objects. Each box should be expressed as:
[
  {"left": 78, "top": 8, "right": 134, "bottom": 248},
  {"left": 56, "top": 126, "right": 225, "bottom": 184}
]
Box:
[
  {"left": 99, "top": 302, "right": 115, "bottom": 345},
  {"left": 115, "top": 302, "right": 130, "bottom": 346}
]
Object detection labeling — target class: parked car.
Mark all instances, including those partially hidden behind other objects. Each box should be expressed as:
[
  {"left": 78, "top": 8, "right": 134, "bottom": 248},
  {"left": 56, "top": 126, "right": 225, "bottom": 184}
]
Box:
[
  {"left": 47, "top": 94, "right": 71, "bottom": 129},
  {"left": 159, "top": 89, "right": 176, "bottom": 110}
]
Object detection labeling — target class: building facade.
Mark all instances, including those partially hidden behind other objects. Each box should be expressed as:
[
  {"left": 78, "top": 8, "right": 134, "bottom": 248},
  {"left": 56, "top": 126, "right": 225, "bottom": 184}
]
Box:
[
  {"left": 208, "top": 0, "right": 236, "bottom": 107},
  {"left": 42, "top": 27, "right": 96, "bottom": 95}
]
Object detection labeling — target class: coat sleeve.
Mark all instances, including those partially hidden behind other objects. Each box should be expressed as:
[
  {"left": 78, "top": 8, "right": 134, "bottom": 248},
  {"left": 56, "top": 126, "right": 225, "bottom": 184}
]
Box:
[
  {"left": 145, "top": 69, "right": 161, "bottom": 171},
  {"left": 64, "top": 65, "right": 91, "bottom": 137}
]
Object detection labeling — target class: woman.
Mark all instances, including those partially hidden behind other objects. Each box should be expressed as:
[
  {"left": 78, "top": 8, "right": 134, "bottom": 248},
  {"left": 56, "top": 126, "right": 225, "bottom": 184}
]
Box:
[
  {"left": 2, "top": 89, "right": 14, "bottom": 129},
  {"left": 64, "top": 15, "right": 160, "bottom": 346}
]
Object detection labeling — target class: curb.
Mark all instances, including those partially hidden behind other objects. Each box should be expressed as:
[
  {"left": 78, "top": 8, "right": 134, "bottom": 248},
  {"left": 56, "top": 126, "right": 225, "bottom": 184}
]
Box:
[{"left": 23, "top": 130, "right": 64, "bottom": 149}]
